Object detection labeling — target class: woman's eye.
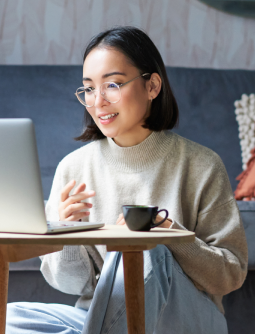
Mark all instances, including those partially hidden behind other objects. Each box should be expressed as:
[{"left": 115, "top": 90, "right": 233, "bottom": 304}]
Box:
[
  {"left": 107, "top": 83, "right": 119, "bottom": 89},
  {"left": 84, "top": 87, "right": 94, "bottom": 93}
]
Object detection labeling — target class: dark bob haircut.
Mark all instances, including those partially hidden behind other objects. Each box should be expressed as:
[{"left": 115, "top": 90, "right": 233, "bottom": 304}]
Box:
[{"left": 75, "top": 26, "right": 179, "bottom": 142}]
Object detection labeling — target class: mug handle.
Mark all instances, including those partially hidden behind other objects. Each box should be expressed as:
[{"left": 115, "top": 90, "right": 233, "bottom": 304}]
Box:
[{"left": 151, "top": 209, "right": 169, "bottom": 228}]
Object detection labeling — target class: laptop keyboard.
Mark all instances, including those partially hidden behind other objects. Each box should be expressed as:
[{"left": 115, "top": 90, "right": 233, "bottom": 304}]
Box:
[{"left": 47, "top": 222, "right": 75, "bottom": 228}]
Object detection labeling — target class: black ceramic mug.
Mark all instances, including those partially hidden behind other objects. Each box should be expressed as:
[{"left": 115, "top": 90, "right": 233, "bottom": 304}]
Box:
[{"left": 122, "top": 205, "right": 169, "bottom": 231}]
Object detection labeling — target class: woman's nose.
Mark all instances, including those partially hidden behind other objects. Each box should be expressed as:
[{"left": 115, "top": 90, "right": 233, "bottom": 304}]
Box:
[{"left": 94, "top": 90, "right": 110, "bottom": 107}]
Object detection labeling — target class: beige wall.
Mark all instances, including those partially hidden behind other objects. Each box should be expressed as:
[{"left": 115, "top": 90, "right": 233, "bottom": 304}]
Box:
[{"left": 1, "top": 0, "right": 255, "bottom": 68}]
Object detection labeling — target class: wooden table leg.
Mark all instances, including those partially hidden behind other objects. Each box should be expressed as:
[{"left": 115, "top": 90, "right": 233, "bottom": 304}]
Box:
[
  {"left": 0, "top": 251, "right": 9, "bottom": 334},
  {"left": 122, "top": 251, "right": 145, "bottom": 334}
]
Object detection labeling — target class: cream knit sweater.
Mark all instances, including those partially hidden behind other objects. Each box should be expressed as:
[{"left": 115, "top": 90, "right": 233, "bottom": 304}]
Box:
[{"left": 41, "top": 131, "right": 248, "bottom": 313}]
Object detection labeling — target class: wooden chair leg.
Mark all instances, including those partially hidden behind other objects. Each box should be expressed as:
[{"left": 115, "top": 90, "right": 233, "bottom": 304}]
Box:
[
  {"left": 122, "top": 251, "right": 145, "bottom": 334},
  {"left": 0, "top": 251, "right": 9, "bottom": 334}
]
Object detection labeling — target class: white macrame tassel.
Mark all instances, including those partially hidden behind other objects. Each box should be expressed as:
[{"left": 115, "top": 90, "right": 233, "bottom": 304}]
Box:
[{"left": 234, "top": 93, "right": 255, "bottom": 170}]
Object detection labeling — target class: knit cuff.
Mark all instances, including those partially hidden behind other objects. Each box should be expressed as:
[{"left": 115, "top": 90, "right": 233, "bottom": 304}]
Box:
[
  {"left": 167, "top": 219, "right": 201, "bottom": 257},
  {"left": 60, "top": 246, "right": 81, "bottom": 261},
  {"left": 169, "top": 219, "right": 188, "bottom": 231},
  {"left": 168, "top": 239, "right": 202, "bottom": 259},
  {"left": 167, "top": 220, "right": 204, "bottom": 259}
]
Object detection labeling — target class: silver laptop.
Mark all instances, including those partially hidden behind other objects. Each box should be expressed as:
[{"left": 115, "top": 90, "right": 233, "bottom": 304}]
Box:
[{"left": 0, "top": 118, "right": 104, "bottom": 234}]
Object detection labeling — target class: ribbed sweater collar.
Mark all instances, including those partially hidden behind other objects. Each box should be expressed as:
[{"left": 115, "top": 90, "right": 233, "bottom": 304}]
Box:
[{"left": 100, "top": 130, "right": 173, "bottom": 173}]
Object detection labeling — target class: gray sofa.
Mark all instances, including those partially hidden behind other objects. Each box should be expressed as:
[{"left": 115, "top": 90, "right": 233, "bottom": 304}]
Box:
[{"left": 1, "top": 65, "right": 255, "bottom": 334}]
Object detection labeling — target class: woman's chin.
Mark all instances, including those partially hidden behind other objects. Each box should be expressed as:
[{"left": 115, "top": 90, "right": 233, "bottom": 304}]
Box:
[{"left": 100, "top": 129, "right": 119, "bottom": 139}]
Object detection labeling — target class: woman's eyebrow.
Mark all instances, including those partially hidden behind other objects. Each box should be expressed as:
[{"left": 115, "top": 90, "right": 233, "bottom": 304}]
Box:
[
  {"left": 82, "top": 72, "right": 126, "bottom": 82},
  {"left": 102, "top": 72, "right": 126, "bottom": 79},
  {"left": 82, "top": 77, "right": 92, "bottom": 82}
]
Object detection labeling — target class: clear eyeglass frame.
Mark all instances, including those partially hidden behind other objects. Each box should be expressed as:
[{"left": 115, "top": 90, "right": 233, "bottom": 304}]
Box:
[{"left": 75, "top": 73, "right": 151, "bottom": 107}]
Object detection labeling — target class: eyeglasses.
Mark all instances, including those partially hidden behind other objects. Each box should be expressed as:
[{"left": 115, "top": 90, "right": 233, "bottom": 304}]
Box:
[{"left": 75, "top": 73, "right": 150, "bottom": 107}]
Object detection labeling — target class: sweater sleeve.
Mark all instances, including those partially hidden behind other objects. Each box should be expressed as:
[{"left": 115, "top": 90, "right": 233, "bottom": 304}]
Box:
[
  {"left": 40, "top": 245, "right": 97, "bottom": 296},
  {"left": 167, "top": 155, "right": 248, "bottom": 296},
  {"left": 40, "top": 161, "right": 98, "bottom": 297}
]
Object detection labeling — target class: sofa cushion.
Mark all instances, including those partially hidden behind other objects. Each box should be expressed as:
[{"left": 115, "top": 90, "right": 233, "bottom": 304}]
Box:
[
  {"left": 1, "top": 66, "right": 255, "bottom": 198},
  {"left": 8, "top": 271, "right": 79, "bottom": 305},
  {"left": 0, "top": 66, "right": 85, "bottom": 199},
  {"left": 237, "top": 201, "right": 255, "bottom": 270},
  {"left": 166, "top": 67, "right": 255, "bottom": 191},
  {"left": 9, "top": 257, "right": 41, "bottom": 271}
]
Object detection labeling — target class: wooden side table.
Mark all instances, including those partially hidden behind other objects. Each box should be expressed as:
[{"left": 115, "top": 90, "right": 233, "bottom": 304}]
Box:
[{"left": 0, "top": 225, "right": 195, "bottom": 334}]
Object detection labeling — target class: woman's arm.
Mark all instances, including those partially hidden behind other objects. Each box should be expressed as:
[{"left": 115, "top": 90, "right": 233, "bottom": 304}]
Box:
[
  {"left": 116, "top": 155, "right": 248, "bottom": 297},
  {"left": 168, "top": 197, "right": 248, "bottom": 296},
  {"left": 40, "top": 245, "right": 97, "bottom": 297},
  {"left": 40, "top": 160, "right": 100, "bottom": 297}
]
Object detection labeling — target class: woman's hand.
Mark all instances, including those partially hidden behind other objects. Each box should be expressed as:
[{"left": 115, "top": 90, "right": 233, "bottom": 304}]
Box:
[
  {"left": 116, "top": 213, "right": 126, "bottom": 225},
  {"left": 155, "top": 215, "right": 172, "bottom": 228},
  {"left": 58, "top": 180, "right": 95, "bottom": 221},
  {"left": 116, "top": 213, "right": 172, "bottom": 228}
]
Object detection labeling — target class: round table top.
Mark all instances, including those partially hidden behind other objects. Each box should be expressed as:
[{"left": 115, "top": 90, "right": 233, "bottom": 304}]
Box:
[{"left": 0, "top": 225, "right": 195, "bottom": 246}]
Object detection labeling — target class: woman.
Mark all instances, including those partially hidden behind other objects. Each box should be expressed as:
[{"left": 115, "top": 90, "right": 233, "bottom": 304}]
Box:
[{"left": 7, "top": 26, "right": 247, "bottom": 334}]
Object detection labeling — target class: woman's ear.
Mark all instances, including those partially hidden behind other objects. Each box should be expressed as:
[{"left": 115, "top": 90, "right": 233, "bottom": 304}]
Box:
[{"left": 147, "top": 73, "right": 162, "bottom": 101}]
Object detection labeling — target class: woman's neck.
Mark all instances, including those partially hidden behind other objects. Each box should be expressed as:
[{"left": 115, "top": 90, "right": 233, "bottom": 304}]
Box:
[
  {"left": 112, "top": 129, "right": 153, "bottom": 147},
  {"left": 102, "top": 130, "right": 172, "bottom": 173}
]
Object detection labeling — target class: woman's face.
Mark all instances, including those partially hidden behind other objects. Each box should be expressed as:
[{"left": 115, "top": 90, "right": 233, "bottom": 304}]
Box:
[{"left": 82, "top": 47, "right": 153, "bottom": 147}]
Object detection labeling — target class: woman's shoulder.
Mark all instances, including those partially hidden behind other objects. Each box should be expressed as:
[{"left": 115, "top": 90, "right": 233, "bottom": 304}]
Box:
[
  {"left": 57, "top": 139, "right": 104, "bottom": 170},
  {"left": 168, "top": 132, "right": 224, "bottom": 170},
  {"left": 169, "top": 132, "right": 233, "bottom": 201}
]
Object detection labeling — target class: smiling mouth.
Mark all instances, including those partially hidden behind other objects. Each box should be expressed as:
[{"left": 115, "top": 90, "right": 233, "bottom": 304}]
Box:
[{"left": 99, "top": 113, "right": 119, "bottom": 120}]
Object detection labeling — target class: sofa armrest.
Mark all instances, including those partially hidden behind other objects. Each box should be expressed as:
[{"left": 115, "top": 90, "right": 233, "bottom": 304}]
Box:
[
  {"left": 237, "top": 201, "right": 255, "bottom": 270},
  {"left": 9, "top": 257, "right": 41, "bottom": 271}
]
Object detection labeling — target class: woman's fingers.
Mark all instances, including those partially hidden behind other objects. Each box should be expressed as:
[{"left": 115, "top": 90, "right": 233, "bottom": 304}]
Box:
[
  {"left": 65, "top": 211, "right": 90, "bottom": 222},
  {"left": 66, "top": 190, "right": 96, "bottom": 207},
  {"left": 63, "top": 202, "right": 92, "bottom": 218},
  {"left": 116, "top": 213, "right": 123, "bottom": 224},
  {"left": 59, "top": 180, "right": 95, "bottom": 221},
  {"left": 117, "top": 218, "right": 126, "bottom": 225},
  {"left": 116, "top": 213, "right": 126, "bottom": 225},
  {"left": 73, "top": 183, "right": 86, "bottom": 195},
  {"left": 60, "top": 180, "right": 76, "bottom": 202},
  {"left": 61, "top": 181, "right": 87, "bottom": 204},
  {"left": 156, "top": 214, "right": 172, "bottom": 228}
]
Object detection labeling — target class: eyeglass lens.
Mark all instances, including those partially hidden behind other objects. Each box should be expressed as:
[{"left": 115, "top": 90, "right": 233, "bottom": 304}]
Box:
[{"left": 77, "top": 82, "right": 121, "bottom": 107}]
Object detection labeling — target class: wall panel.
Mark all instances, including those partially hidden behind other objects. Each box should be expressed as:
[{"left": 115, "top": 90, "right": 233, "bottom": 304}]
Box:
[{"left": 0, "top": 0, "right": 255, "bottom": 68}]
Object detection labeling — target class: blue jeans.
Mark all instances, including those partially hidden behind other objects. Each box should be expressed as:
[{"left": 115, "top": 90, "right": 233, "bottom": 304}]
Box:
[{"left": 6, "top": 246, "right": 228, "bottom": 334}]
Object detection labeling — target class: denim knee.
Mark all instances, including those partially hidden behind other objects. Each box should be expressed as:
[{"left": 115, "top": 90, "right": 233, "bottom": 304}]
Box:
[
  {"left": 6, "top": 302, "right": 23, "bottom": 320},
  {"left": 143, "top": 245, "right": 173, "bottom": 306},
  {"left": 144, "top": 245, "right": 173, "bottom": 281}
]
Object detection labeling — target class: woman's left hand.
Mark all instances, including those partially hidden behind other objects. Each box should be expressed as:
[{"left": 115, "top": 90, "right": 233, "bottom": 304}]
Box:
[
  {"left": 116, "top": 213, "right": 126, "bottom": 225},
  {"left": 116, "top": 213, "right": 172, "bottom": 228},
  {"left": 155, "top": 215, "right": 172, "bottom": 228}
]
